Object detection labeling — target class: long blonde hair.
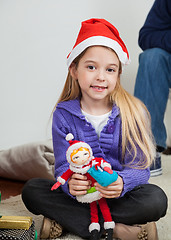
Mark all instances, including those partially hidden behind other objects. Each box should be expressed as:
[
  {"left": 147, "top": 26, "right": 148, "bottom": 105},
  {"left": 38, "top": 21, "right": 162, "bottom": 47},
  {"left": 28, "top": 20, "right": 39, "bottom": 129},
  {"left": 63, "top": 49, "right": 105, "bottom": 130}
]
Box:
[{"left": 53, "top": 47, "right": 156, "bottom": 169}]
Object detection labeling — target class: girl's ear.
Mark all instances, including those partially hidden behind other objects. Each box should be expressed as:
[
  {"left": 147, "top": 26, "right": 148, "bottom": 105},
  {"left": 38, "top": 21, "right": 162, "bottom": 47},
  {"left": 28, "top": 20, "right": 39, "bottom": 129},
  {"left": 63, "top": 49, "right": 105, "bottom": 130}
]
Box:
[{"left": 69, "top": 63, "right": 77, "bottom": 80}]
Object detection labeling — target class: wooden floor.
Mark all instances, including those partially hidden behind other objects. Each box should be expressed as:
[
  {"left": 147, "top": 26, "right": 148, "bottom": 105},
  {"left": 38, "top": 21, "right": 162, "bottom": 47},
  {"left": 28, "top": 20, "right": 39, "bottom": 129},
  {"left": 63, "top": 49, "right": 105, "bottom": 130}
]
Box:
[{"left": 0, "top": 178, "right": 25, "bottom": 201}]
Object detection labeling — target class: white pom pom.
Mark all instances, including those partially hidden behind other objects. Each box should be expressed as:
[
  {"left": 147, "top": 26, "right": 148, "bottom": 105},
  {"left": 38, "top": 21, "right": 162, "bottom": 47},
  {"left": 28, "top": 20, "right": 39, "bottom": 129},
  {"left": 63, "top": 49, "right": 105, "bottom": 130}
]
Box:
[{"left": 66, "top": 133, "right": 74, "bottom": 141}]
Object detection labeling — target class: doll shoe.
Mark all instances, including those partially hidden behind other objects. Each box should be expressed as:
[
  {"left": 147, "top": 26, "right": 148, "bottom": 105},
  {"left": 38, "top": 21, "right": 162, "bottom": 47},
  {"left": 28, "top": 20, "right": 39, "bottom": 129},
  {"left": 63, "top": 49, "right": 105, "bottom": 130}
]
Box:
[{"left": 40, "top": 217, "right": 63, "bottom": 239}]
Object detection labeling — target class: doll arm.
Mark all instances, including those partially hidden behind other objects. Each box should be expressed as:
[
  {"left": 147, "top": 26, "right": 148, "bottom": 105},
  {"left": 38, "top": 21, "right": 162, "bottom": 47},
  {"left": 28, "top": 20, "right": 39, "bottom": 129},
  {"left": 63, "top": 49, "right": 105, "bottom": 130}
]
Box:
[
  {"left": 51, "top": 181, "right": 61, "bottom": 191},
  {"left": 51, "top": 169, "right": 73, "bottom": 191},
  {"left": 103, "top": 166, "right": 113, "bottom": 174},
  {"left": 92, "top": 157, "right": 112, "bottom": 173}
]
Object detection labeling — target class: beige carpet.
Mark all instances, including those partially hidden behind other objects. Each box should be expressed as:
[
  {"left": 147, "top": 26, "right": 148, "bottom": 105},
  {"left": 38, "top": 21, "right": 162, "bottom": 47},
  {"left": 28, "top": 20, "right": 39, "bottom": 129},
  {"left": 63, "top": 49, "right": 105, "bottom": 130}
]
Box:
[{"left": 0, "top": 154, "right": 170, "bottom": 240}]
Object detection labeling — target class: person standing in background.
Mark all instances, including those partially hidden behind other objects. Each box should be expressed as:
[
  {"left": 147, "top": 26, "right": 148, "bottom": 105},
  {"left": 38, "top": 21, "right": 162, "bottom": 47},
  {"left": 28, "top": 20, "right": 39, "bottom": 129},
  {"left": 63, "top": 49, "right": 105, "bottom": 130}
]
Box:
[{"left": 134, "top": 0, "right": 171, "bottom": 176}]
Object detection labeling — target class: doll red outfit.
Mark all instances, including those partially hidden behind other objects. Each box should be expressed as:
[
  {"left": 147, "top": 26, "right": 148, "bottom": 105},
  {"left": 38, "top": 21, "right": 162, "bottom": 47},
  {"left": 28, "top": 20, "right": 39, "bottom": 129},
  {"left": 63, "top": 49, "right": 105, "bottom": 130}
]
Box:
[{"left": 51, "top": 134, "right": 116, "bottom": 240}]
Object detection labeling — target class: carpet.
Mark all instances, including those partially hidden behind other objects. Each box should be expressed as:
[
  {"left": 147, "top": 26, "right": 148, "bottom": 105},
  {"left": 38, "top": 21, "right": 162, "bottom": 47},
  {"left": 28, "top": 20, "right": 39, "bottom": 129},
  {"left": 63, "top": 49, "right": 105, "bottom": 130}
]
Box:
[{"left": 0, "top": 154, "right": 170, "bottom": 240}]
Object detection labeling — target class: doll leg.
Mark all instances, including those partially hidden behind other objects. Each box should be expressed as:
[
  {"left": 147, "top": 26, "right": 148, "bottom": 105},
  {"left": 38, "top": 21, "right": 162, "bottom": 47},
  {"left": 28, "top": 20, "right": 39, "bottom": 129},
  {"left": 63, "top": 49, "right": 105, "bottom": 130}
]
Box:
[
  {"left": 98, "top": 198, "right": 114, "bottom": 240},
  {"left": 89, "top": 201, "right": 101, "bottom": 240}
]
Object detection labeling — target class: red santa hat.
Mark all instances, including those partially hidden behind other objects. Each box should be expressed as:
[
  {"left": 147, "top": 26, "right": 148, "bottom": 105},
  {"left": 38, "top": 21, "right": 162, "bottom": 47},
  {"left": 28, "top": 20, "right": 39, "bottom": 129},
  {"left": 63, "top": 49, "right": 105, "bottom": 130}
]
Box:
[
  {"left": 67, "top": 18, "right": 130, "bottom": 68},
  {"left": 66, "top": 133, "right": 93, "bottom": 164}
]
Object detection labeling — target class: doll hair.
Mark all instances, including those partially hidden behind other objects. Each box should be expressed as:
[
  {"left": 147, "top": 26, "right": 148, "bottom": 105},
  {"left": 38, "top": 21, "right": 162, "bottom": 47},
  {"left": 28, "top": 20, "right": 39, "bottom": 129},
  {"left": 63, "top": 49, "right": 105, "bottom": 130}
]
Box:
[
  {"left": 53, "top": 46, "right": 156, "bottom": 169},
  {"left": 70, "top": 147, "right": 90, "bottom": 163}
]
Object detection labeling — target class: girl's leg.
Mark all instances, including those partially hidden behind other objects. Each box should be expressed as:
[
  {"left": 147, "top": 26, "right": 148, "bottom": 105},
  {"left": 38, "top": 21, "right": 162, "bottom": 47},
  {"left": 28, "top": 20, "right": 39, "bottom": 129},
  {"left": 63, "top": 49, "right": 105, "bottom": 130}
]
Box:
[
  {"left": 107, "top": 184, "right": 167, "bottom": 240},
  {"left": 22, "top": 178, "right": 91, "bottom": 239},
  {"left": 22, "top": 180, "right": 167, "bottom": 239},
  {"left": 107, "top": 184, "right": 167, "bottom": 225}
]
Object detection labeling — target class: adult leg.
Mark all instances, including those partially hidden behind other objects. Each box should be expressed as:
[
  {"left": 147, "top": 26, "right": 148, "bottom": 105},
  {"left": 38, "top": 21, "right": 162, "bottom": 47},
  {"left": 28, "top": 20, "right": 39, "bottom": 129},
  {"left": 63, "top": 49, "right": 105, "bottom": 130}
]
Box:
[{"left": 134, "top": 48, "right": 171, "bottom": 150}]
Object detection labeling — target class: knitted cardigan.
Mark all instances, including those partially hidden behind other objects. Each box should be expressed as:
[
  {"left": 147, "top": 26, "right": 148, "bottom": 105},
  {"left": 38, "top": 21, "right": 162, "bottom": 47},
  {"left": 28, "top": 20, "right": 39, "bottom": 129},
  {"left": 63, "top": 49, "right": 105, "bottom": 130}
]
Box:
[
  {"left": 52, "top": 98, "right": 150, "bottom": 198},
  {"left": 139, "top": 0, "right": 171, "bottom": 53}
]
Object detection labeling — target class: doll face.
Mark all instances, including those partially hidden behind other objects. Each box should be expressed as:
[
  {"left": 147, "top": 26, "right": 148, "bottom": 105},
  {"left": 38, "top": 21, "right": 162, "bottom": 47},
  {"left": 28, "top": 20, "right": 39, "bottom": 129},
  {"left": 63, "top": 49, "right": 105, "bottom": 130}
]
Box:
[{"left": 71, "top": 148, "right": 90, "bottom": 165}]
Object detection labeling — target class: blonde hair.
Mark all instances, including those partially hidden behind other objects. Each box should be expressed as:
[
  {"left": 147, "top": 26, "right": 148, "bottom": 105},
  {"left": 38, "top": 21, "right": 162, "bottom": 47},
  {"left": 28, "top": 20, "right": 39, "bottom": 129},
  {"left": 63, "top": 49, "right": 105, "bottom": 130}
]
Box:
[
  {"left": 53, "top": 46, "right": 156, "bottom": 169},
  {"left": 70, "top": 147, "right": 90, "bottom": 163}
]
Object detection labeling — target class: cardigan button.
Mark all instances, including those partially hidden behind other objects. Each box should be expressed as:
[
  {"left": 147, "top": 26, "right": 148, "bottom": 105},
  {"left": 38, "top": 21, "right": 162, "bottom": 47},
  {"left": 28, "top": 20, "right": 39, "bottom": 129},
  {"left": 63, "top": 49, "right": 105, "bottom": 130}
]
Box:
[{"left": 107, "top": 123, "right": 114, "bottom": 133}]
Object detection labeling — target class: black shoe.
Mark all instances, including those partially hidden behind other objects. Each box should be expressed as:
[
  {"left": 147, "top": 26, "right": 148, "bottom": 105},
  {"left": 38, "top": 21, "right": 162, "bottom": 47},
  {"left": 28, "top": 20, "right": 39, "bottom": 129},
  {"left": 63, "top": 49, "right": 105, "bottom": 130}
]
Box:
[
  {"left": 163, "top": 146, "right": 171, "bottom": 155},
  {"left": 90, "top": 229, "right": 100, "bottom": 240},
  {"left": 150, "top": 152, "right": 162, "bottom": 177},
  {"left": 105, "top": 228, "right": 113, "bottom": 240}
]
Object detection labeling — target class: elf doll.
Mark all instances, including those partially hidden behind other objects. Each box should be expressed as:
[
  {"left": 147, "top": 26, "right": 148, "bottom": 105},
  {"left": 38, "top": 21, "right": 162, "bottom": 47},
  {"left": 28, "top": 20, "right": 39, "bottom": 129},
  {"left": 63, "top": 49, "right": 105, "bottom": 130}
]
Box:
[{"left": 51, "top": 133, "right": 118, "bottom": 240}]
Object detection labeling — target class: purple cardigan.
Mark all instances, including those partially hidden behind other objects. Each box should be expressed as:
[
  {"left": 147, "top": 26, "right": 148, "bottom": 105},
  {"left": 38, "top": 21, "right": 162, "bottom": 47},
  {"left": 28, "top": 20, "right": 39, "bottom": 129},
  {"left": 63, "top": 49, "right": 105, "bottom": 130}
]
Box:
[{"left": 52, "top": 98, "right": 150, "bottom": 198}]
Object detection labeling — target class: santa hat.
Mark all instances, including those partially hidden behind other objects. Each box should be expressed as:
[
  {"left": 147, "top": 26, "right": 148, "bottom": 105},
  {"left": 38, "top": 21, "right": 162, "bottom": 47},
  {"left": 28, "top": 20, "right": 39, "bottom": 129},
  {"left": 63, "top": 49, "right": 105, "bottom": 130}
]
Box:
[
  {"left": 66, "top": 133, "right": 93, "bottom": 164},
  {"left": 67, "top": 18, "right": 130, "bottom": 68}
]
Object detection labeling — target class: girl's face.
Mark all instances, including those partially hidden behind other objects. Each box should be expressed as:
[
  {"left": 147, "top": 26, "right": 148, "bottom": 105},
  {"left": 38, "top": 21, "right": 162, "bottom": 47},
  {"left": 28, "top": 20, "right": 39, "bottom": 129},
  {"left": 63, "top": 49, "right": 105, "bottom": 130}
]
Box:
[
  {"left": 70, "top": 46, "right": 120, "bottom": 105},
  {"left": 71, "top": 148, "right": 90, "bottom": 165}
]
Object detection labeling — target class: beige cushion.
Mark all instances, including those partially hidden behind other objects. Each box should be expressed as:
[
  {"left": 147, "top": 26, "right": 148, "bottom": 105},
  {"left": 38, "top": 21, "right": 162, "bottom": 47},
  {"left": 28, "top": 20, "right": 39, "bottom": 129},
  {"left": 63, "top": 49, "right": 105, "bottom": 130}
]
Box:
[{"left": 0, "top": 140, "right": 55, "bottom": 181}]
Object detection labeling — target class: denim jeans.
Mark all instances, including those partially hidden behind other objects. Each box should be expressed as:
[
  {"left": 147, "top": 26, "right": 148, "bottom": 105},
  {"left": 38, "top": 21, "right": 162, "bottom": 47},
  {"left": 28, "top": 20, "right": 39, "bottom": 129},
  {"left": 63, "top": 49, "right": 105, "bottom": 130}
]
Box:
[{"left": 134, "top": 48, "right": 171, "bottom": 150}]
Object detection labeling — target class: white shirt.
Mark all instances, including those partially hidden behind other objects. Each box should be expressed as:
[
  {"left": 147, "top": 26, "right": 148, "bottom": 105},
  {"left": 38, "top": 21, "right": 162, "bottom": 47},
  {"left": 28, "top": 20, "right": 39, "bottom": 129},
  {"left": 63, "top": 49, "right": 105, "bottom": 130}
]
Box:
[{"left": 81, "top": 110, "right": 112, "bottom": 138}]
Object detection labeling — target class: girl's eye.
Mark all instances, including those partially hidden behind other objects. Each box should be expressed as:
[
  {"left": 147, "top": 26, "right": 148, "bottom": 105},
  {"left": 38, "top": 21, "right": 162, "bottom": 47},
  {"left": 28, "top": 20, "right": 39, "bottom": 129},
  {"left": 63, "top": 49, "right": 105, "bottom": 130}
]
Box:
[
  {"left": 107, "top": 68, "right": 115, "bottom": 72},
  {"left": 88, "top": 65, "right": 95, "bottom": 70},
  {"left": 84, "top": 152, "right": 88, "bottom": 156}
]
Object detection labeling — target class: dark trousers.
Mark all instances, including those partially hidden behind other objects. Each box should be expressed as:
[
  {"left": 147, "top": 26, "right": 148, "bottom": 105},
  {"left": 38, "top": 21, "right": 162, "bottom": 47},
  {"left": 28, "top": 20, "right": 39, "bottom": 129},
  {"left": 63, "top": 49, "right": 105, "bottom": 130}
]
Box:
[{"left": 22, "top": 178, "right": 167, "bottom": 239}]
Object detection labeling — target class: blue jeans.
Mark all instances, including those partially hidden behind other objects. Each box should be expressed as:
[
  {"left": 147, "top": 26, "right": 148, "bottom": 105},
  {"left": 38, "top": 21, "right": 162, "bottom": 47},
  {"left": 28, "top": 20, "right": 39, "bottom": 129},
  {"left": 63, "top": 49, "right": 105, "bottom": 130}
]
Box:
[{"left": 134, "top": 48, "right": 171, "bottom": 150}]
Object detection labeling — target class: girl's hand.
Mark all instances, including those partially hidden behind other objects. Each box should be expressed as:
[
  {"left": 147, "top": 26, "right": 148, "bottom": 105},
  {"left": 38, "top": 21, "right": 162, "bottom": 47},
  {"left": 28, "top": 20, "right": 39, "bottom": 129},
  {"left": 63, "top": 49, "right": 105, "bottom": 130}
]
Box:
[
  {"left": 68, "top": 173, "right": 91, "bottom": 196},
  {"left": 94, "top": 175, "right": 123, "bottom": 198}
]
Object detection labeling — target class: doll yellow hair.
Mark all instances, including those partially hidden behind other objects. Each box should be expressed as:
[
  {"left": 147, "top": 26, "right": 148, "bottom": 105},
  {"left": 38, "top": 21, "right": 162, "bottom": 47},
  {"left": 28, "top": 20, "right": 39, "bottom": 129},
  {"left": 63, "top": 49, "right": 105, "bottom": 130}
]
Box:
[{"left": 70, "top": 147, "right": 90, "bottom": 163}]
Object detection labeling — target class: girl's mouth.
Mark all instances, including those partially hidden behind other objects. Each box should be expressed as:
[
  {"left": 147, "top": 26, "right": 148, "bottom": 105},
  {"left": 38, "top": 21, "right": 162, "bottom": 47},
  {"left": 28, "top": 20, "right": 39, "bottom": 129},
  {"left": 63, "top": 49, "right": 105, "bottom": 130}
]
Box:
[{"left": 91, "top": 85, "right": 107, "bottom": 90}]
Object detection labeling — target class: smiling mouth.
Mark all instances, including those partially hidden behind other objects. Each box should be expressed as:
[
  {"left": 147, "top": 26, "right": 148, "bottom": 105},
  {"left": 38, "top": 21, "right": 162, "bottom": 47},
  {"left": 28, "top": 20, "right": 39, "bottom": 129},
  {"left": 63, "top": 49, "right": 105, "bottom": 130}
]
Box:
[{"left": 91, "top": 85, "right": 107, "bottom": 90}]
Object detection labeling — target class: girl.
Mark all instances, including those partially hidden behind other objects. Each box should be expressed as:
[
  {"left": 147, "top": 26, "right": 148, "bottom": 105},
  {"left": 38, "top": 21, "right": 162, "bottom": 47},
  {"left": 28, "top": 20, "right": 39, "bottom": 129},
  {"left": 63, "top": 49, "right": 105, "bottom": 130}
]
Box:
[{"left": 22, "top": 18, "right": 167, "bottom": 240}]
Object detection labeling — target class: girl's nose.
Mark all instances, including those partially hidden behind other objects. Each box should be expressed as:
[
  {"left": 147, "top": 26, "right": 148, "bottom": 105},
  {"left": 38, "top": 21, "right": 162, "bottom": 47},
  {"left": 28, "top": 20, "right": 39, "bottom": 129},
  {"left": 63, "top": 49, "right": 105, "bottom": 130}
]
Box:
[{"left": 97, "top": 69, "right": 105, "bottom": 81}]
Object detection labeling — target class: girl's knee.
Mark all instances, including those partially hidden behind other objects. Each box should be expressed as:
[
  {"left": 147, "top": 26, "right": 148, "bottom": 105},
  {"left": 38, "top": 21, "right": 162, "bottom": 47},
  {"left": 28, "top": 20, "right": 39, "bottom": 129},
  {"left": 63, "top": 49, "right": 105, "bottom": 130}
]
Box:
[
  {"left": 22, "top": 179, "right": 37, "bottom": 203},
  {"left": 149, "top": 184, "right": 168, "bottom": 219}
]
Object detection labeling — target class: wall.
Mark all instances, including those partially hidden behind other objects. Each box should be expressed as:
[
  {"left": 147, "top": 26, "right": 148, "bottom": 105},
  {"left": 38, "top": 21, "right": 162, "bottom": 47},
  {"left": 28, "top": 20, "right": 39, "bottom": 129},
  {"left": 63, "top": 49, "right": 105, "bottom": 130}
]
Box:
[{"left": 0, "top": 0, "right": 156, "bottom": 149}]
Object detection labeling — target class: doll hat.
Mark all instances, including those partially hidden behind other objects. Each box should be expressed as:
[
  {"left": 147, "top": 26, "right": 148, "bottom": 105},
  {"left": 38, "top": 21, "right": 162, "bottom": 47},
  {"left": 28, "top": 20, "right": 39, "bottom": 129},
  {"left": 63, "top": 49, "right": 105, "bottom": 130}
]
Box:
[
  {"left": 65, "top": 133, "right": 93, "bottom": 164},
  {"left": 67, "top": 18, "right": 130, "bottom": 68}
]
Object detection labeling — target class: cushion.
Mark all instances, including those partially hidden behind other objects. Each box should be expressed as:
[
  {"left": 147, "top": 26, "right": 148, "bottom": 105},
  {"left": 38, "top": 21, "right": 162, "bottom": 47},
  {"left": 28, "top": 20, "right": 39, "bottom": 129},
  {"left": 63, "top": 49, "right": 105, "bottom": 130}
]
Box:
[{"left": 0, "top": 140, "right": 55, "bottom": 181}]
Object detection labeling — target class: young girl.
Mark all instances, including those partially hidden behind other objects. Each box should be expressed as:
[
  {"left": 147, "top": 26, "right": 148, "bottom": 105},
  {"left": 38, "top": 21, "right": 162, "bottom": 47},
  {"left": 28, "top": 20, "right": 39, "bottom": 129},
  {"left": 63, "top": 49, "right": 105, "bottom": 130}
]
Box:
[{"left": 22, "top": 18, "right": 167, "bottom": 240}]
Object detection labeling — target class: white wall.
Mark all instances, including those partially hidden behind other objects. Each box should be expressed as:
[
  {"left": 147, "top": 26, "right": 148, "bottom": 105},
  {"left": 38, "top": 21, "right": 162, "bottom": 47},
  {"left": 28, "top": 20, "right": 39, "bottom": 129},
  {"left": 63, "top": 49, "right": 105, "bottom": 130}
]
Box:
[{"left": 0, "top": 0, "right": 155, "bottom": 149}]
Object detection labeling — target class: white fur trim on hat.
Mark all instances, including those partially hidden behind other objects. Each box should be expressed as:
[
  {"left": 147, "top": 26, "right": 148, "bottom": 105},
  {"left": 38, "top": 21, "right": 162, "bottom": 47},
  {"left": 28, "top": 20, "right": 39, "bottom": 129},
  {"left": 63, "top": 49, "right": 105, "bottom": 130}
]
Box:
[
  {"left": 89, "top": 222, "right": 100, "bottom": 232},
  {"left": 67, "top": 36, "right": 130, "bottom": 68}
]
